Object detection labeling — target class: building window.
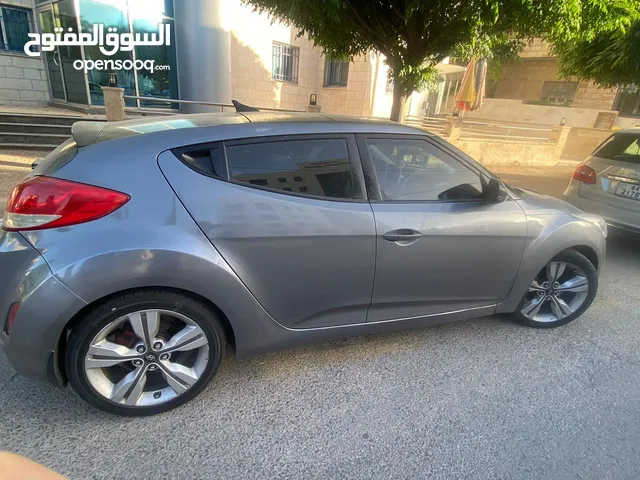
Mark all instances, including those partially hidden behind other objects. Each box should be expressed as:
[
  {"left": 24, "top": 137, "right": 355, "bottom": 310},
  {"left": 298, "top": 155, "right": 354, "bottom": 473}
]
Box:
[
  {"left": 323, "top": 58, "right": 349, "bottom": 87},
  {"left": 614, "top": 85, "right": 640, "bottom": 117},
  {"left": 272, "top": 42, "right": 299, "bottom": 83},
  {"left": 385, "top": 77, "right": 394, "bottom": 95},
  {"left": 0, "top": 5, "right": 33, "bottom": 53},
  {"left": 540, "top": 81, "right": 578, "bottom": 104}
]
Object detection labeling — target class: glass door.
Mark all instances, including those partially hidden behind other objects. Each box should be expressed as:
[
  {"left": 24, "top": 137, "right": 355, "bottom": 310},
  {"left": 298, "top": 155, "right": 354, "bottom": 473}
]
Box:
[
  {"left": 52, "top": 0, "right": 88, "bottom": 104},
  {"left": 37, "top": 1, "right": 89, "bottom": 104},
  {"left": 38, "top": 8, "right": 66, "bottom": 101}
]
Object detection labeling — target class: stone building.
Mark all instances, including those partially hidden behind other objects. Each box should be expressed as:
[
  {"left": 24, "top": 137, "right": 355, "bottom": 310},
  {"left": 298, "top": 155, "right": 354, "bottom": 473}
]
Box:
[
  {"left": 0, "top": 0, "right": 464, "bottom": 120},
  {"left": 492, "top": 39, "right": 638, "bottom": 116}
]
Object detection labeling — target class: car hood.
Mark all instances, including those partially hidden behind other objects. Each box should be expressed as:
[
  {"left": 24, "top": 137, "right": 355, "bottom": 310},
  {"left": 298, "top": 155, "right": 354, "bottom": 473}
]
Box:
[{"left": 508, "top": 185, "right": 582, "bottom": 216}]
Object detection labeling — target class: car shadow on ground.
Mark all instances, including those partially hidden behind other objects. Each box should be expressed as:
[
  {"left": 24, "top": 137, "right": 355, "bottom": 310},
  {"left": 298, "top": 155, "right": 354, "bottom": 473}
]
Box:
[
  {"left": 606, "top": 229, "right": 640, "bottom": 261},
  {"left": 0, "top": 314, "right": 522, "bottom": 421},
  {"left": 0, "top": 232, "right": 636, "bottom": 422}
]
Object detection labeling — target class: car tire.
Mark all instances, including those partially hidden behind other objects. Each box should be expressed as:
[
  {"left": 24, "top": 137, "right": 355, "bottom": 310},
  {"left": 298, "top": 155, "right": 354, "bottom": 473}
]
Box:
[
  {"left": 510, "top": 249, "right": 598, "bottom": 328},
  {"left": 65, "top": 289, "right": 225, "bottom": 416}
]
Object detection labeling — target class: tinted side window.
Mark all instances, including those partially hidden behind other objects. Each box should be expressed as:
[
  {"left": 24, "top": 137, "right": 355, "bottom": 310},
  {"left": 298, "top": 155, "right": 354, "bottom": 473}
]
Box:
[
  {"left": 226, "top": 138, "right": 362, "bottom": 199},
  {"left": 173, "top": 145, "right": 225, "bottom": 177},
  {"left": 366, "top": 138, "right": 484, "bottom": 201}
]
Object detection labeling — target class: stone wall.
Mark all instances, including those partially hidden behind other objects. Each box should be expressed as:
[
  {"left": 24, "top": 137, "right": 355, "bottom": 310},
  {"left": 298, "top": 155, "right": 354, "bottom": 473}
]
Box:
[
  {"left": 433, "top": 118, "right": 598, "bottom": 166},
  {"left": 228, "top": 2, "right": 374, "bottom": 115},
  {"left": 453, "top": 138, "right": 565, "bottom": 166},
  {"left": 495, "top": 58, "right": 559, "bottom": 102},
  {"left": 614, "top": 117, "right": 640, "bottom": 129},
  {"left": 0, "top": 0, "right": 49, "bottom": 106},
  {"left": 465, "top": 98, "right": 616, "bottom": 129},
  {"left": 572, "top": 82, "right": 618, "bottom": 110},
  {"left": 494, "top": 57, "right": 617, "bottom": 111},
  {"left": 561, "top": 128, "right": 612, "bottom": 161},
  {"left": 520, "top": 39, "right": 552, "bottom": 58},
  {"left": 317, "top": 54, "right": 373, "bottom": 116}
]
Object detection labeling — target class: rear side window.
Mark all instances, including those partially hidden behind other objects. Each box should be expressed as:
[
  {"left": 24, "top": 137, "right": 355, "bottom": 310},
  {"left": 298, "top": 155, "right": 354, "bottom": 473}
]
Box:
[
  {"left": 172, "top": 144, "right": 225, "bottom": 178},
  {"left": 226, "top": 138, "right": 363, "bottom": 200},
  {"left": 593, "top": 133, "right": 640, "bottom": 164}
]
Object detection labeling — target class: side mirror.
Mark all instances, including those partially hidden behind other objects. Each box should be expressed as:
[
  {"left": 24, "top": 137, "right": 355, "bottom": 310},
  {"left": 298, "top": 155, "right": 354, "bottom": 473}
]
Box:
[{"left": 484, "top": 178, "right": 503, "bottom": 204}]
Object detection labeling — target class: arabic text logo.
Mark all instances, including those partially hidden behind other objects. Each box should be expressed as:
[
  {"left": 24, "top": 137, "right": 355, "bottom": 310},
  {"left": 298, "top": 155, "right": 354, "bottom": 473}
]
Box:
[{"left": 24, "top": 23, "right": 170, "bottom": 57}]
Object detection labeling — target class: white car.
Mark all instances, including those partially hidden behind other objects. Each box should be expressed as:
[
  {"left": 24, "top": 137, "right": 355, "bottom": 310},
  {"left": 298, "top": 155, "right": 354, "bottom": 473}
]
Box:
[{"left": 564, "top": 129, "right": 640, "bottom": 233}]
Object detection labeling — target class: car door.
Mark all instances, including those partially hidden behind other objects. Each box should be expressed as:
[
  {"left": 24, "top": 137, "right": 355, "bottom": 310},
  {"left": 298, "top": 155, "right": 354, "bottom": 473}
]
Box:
[
  {"left": 356, "top": 134, "right": 527, "bottom": 322},
  {"left": 158, "top": 133, "right": 376, "bottom": 329}
]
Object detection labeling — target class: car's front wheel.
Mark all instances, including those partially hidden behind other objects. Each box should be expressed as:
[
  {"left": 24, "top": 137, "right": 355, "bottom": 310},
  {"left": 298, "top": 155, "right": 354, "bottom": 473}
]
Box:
[
  {"left": 511, "top": 249, "right": 598, "bottom": 328},
  {"left": 65, "top": 289, "right": 225, "bottom": 416}
]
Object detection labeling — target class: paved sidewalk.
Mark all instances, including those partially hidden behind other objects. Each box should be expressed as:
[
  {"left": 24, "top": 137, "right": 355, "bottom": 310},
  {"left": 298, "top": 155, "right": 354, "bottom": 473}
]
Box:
[{"left": 0, "top": 150, "right": 39, "bottom": 209}]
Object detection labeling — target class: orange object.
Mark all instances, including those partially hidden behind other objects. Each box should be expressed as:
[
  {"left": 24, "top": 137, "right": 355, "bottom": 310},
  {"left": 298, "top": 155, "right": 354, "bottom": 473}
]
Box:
[
  {"left": 0, "top": 452, "right": 66, "bottom": 480},
  {"left": 455, "top": 57, "right": 477, "bottom": 112}
]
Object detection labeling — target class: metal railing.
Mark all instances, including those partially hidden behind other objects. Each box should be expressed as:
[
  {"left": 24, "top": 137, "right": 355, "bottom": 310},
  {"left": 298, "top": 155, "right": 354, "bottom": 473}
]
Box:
[
  {"left": 123, "top": 96, "right": 305, "bottom": 114},
  {"left": 459, "top": 120, "right": 555, "bottom": 142}
]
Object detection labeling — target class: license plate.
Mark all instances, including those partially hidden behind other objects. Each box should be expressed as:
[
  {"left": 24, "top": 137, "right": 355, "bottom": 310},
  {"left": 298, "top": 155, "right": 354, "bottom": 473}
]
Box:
[{"left": 615, "top": 182, "right": 640, "bottom": 200}]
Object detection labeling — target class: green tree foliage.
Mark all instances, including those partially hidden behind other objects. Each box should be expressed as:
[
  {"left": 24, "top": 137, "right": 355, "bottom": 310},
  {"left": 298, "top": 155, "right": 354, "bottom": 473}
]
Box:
[
  {"left": 554, "top": 20, "right": 640, "bottom": 88},
  {"left": 244, "top": 0, "right": 637, "bottom": 121}
]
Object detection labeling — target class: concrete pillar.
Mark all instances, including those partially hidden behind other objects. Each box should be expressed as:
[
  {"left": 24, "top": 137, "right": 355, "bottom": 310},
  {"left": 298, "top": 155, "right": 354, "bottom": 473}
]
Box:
[
  {"left": 434, "top": 79, "right": 446, "bottom": 116},
  {"left": 101, "top": 87, "right": 126, "bottom": 122},
  {"left": 552, "top": 126, "right": 572, "bottom": 157},
  {"left": 174, "top": 0, "right": 232, "bottom": 113},
  {"left": 445, "top": 116, "right": 463, "bottom": 142}
]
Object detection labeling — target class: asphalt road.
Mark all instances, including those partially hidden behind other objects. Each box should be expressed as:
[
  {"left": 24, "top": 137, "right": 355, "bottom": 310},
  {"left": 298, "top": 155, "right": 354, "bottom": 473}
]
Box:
[{"left": 1, "top": 157, "right": 640, "bottom": 479}]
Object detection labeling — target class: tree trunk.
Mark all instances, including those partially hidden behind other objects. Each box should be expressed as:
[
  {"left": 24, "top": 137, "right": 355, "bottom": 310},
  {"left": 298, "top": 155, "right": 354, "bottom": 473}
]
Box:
[{"left": 390, "top": 81, "right": 408, "bottom": 122}]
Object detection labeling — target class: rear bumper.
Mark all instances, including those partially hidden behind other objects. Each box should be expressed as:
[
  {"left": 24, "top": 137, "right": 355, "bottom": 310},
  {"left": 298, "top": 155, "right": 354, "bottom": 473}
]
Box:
[
  {"left": 0, "top": 231, "right": 86, "bottom": 384},
  {"left": 562, "top": 192, "right": 640, "bottom": 234}
]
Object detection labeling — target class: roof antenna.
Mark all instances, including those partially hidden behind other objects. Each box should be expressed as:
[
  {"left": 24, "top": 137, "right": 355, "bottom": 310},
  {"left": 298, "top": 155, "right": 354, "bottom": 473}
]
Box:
[{"left": 232, "top": 100, "right": 260, "bottom": 112}]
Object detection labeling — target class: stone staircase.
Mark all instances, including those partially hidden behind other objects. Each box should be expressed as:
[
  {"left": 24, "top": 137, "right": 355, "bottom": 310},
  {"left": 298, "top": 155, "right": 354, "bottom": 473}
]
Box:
[{"left": 0, "top": 113, "right": 95, "bottom": 150}]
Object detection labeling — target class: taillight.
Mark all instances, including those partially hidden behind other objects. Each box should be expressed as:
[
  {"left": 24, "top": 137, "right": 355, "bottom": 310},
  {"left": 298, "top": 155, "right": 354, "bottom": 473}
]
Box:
[
  {"left": 573, "top": 164, "right": 597, "bottom": 185},
  {"left": 5, "top": 303, "right": 19, "bottom": 334},
  {"left": 2, "top": 176, "right": 130, "bottom": 231}
]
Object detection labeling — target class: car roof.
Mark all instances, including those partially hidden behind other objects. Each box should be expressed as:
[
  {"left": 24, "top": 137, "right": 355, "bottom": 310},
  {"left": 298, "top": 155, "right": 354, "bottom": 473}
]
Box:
[
  {"left": 616, "top": 127, "right": 640, "bottom": 135},
  {"left": 71, "top": 111, "right": 422, "bottom": 147}
]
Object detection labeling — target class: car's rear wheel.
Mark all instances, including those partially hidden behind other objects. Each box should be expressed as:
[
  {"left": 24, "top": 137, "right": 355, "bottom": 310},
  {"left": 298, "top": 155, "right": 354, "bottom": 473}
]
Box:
[
  {"left": 511, "top": 249, "right": 598, "bottom": 328},
  {"left": 65, "top": 289, "right": 225, "bottom": 416}
]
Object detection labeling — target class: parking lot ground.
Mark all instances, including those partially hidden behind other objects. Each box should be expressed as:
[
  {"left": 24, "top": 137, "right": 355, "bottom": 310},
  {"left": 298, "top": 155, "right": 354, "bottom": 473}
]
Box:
[{"left": 1, "top": 155, "right": 639, "bottom": 479}]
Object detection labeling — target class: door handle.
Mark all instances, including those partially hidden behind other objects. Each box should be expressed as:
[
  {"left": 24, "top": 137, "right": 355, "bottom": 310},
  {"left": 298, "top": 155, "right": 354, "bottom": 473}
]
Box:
[{"left": 382, "top": 229, "right": 423, "bottom": 243}]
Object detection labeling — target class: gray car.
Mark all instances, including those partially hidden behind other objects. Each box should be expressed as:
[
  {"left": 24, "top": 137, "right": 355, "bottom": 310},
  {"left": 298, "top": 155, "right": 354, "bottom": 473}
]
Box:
[
  {"left": 563, "top": 129, "right": 640, "bottom": 233},
  {"left": 0, "top": 112, "right": 607, "bottom": 416}
]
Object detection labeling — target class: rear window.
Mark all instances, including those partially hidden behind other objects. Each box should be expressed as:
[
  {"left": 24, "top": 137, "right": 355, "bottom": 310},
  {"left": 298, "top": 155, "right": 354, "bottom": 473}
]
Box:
[
  {"left": 593, "top": 133, "right": 640, "bottom": 164},
  {"left": 32, "top": 138, "right": 78, "bottom": 175}
]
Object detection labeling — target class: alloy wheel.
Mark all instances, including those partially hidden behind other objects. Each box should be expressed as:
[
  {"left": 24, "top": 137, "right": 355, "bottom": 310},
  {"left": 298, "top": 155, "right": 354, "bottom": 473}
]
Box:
[
  {"left": 520, "top": 261, "right": 590, "bottom": 323},
  {"left": 84, "top": 309, "right": 210, "bottom": 407}
]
